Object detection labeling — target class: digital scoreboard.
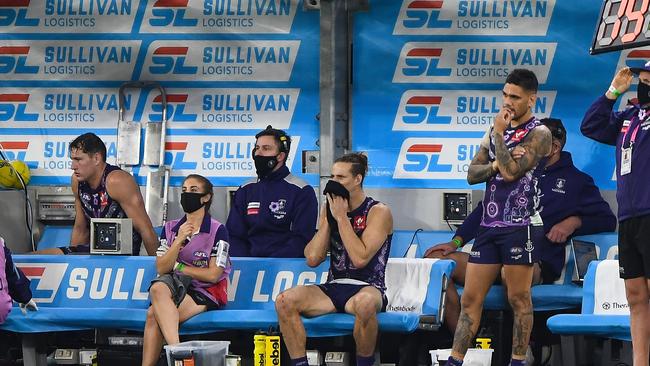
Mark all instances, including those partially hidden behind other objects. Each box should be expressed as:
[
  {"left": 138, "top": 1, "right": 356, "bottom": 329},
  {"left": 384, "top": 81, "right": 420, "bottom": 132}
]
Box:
[{"left": 592, "top": 0, "right": 650, "bottom": 54}]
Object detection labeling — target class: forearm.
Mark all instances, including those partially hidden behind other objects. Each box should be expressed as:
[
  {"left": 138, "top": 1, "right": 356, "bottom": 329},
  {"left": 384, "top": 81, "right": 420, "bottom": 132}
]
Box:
[
  {"left": 70, "top": 223, "right": 89, "bottom": 246},
  {"left": 337, "top": 219, "right": 370, "bottom": 268},
  {"left": 182, "top": 265, "right": 224, "bottom": 283},
  {"left": 494, "top": 132, "right": 520, "bottom": 181},
  {"left": 575, "top": 214, "right": 617, "bottom": 236},
  {"left": 156, "top": 244, "right": 181, "bottom": 274},
  {"left": 140, "top": 228, "right": 159, "bottom": 256},
  {"left": 304, "top": 228, "right": 330, "bottom": 266},
  {"left": 467, "top": 162, "right": 496, "bottom": 185}
]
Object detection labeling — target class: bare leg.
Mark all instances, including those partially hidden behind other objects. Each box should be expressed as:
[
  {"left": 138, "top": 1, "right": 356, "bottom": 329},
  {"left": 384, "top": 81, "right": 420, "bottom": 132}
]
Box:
[
  {"left": 625, "top": 277, "right": 650, "bottom": 366},
  {"left": 344, "top": 286, "right": 384, "bottom": 357},
  {"left": 502, "top": 264, "right": 534, "bottom": 360},
  {"left": 275, "top": 286, "right": 336, "bottom": 359},
  {"left": 29, "top": 248, "right": 64, "bottom": 255},
  {"left": 142, "top": 307, "right": 165, "bottom": 366},
  {"left": 450, "top": 263, "right": 501, "bottom": 360}
]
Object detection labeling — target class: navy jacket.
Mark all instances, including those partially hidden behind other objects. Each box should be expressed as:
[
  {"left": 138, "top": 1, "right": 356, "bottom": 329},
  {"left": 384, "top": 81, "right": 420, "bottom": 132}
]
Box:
[
  {"left": 4, "top": 246, "right": 32, "bottom": 304},
  {"left": 456, "top": 152, "right": 616, "bottom": 278},
  {"left": 581, "top": 94, "right": 650, "bottom": 221},
  {"left": 226, "top": 165, "right": 318, "bottom": 258}
]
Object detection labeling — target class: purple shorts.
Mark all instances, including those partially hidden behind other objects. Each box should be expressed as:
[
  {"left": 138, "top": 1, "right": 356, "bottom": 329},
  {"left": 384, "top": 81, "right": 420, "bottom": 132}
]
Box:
[
  {"left": 316, "top": 283, "right": 387, "bottom": 313},
  {"left": 469, "top": 225, "right": 544, "bottom": 265}
]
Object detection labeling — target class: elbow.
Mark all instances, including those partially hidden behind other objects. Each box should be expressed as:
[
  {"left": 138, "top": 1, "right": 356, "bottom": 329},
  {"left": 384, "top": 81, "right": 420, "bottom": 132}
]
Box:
[
  {"left": 305, "top": 254, "right": 324, "bottom": 268},
  {"left": 350, "top": 257, "right": 370, "bottom": 269}
]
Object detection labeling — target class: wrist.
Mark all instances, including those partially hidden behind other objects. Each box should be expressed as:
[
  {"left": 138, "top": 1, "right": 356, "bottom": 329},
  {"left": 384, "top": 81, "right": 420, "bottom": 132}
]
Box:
[
  {"left": 174, "top": 262, "right": 185, "bottom": 272},
  {"left": 608, "top": 85, "right": 622, "bottom": 97},
  {"left": 451, "top": 237, "right": 463, "bottom": 249}
]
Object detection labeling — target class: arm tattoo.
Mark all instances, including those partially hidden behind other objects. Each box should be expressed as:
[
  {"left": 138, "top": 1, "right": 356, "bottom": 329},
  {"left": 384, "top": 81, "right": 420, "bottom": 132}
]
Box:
[
  {"left": 495, "top": 126, "right": 551, "bottom": 181},
  {"left": 467, "top": 145, "right": 495, "bottom": 184},
  {"left": 452, "top": 310, "right": 476, "bottom": 354}
]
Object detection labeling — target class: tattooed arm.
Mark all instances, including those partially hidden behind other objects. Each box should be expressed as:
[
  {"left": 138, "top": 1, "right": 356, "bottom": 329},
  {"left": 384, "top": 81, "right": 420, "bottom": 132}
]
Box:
[
  {"left": 493, "top": 125, "right": 551, "bottom": 183},
  {"left": 467, "top": 129, "right": 498, "bottom": 185}
]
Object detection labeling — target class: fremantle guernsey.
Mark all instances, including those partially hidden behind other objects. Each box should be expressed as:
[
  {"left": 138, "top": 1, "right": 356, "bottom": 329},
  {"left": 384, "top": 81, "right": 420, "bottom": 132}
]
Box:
[
  {"left": 482, "top": 117, "right": 546, "bottom": 227},
  {"left": 328, "top": 197, "right": 392, "bottom": 291}
]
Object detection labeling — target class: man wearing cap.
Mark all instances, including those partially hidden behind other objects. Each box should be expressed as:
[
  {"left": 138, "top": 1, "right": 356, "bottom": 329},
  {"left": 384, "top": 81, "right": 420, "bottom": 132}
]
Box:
[
  {"left": 581, "top": 62, "right": 650, "bottom": 365},
  {"left": 226, "top": 126, "right": 318, "bottom": 257},
  {"left": 424, "top": 118, "right": 616, "bottom": 334}
]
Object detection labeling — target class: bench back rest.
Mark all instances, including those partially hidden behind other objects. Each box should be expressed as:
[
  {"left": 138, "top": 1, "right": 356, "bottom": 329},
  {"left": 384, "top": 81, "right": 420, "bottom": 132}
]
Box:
[
  {"left": 14, "top": 255, "right": 454, "bottom": 315},
  {"left": 581, "top": 259, "right": 628, "bottom": 315}
]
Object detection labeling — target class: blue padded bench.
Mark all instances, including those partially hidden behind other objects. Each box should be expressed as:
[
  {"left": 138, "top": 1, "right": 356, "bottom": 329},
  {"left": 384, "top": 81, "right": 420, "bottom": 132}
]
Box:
[
  {"left": 1, "top": 255, "right": 455, "bottom": 365},
  {"left": 390, "top": 230, "right": 620, "bottom": 311},
  {"left": 547, "top": 260, "right": 630, "bottom": 341}
]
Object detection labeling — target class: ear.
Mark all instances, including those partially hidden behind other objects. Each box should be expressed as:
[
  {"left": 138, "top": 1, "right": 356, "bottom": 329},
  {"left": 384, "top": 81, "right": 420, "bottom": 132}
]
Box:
[
  {"left": 355, "top": 174, "right": 363, "bottom": 186},
  {"left": 277, "top": 151, "right": 287, "bottom": 164},
  {"left": 528, "top": 93, "right": 537, "bottom": 110},
  {"left": 93, "top": 152, "right": 101, "bottom": 165}
]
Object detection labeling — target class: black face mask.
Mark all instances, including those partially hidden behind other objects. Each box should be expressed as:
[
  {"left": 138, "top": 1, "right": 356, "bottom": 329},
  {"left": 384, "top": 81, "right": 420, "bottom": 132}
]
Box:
[
  {"left": 638, "top": 81, "right": 650, "bottom": 106},
  {"left": 253, "top": 154, "right": 279, "bottom": 178},
  {"left": 323, "top": 180, "right": 350, "bottom": 234},
  {"left": 180, "top": 192, "right": 206, "bottom": 213}
]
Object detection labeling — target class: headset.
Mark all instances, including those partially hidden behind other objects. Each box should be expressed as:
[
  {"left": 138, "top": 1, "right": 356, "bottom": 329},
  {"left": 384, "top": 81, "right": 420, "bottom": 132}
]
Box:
[{"left": 254, "top": 125, "right": 291, "bottom": 154}]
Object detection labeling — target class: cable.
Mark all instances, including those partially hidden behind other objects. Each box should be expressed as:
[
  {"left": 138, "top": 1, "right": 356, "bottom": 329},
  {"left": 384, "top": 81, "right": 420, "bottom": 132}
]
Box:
[
  {"left": 445, "top": 219, "right": 454, "bottom": 231},
  {"left": 0, "top": 143, "right": 35, "bottom": 251},
  {"left": 403, "top": 228, "right": 423, "bottom": 258}
]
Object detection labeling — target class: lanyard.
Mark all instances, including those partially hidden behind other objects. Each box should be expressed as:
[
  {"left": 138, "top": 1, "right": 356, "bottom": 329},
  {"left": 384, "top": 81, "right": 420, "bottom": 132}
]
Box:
[{"left": 622, "top": 117, "right": 642, "bottom": 149}]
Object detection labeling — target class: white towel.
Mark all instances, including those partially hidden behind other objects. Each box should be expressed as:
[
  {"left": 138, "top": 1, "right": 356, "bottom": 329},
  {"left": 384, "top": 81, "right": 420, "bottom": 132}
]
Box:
[{"left": 385, "top": 258, "right": 436, "bottom": 313}]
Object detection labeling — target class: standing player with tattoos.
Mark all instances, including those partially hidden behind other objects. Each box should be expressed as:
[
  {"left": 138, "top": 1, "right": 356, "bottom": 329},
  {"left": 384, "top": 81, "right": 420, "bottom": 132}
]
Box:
[{"left": 446, "top": 69, "right": 551, "bottom": 366}]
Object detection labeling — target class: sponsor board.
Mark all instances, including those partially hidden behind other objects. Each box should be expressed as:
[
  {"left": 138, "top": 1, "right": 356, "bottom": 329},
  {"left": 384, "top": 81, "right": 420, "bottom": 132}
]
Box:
[
  {"left": 152, "top": 135, "right": 300, "bottom": 177},
  {"left": 0, "top": 0, "right": 136, "bottom": 33},
  {"left": 392, "top": 89, "right": 556, "bottom": 131},
  {"left": 0, "top": 40, "right": 140, "bottom": 80},
  {"left": 138, "top": 88, "right": 299, "bottom": 129},
  {"left": 617, "top": 46, "right": 650, "bottom": 71},
  {"left": 0, "top": 133, "right": 117, "bottom": 179},
  {"left": 0, "top": 87, "right": 136, "bottom": 127},
  {"left": 393, "top": 41, "right": 556, "bottom": 84},
  {"left": 140, "top": 40, "right": 300, "bottom": 81},
  {"left": 394, "top": 0, "right": 556, "bottom": 36},
  {"left": 393, "top": 137, "right": 483, "bottom": 180},
  {"left": 140, "top": 0, "right": 298, "bottom": 34}
]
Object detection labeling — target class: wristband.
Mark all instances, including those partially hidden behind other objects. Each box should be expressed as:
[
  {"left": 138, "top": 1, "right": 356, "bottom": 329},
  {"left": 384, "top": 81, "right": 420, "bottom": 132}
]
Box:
[
  {"left": 608, "top": 85, "right": 622, "bottom": 97},
  {"left": 452, "top": 238, "right": 463, "bottom": 248},
  {"left": 175, "top": 262, "right": 185, "bottom": 272}
]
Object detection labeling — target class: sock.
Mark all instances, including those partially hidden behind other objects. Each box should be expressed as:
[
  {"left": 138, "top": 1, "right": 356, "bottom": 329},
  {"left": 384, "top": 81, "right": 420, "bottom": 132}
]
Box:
[
  {"left": 356, "top": 354, "right": 375, "bottom": 366},
  {"left": 510, "top": 359, "right": 526, "bottom": 366},
  {"left": 446, "top": 355, "right": 463, "bottom": 366},
  {"left": 291, "top": 356, "right": 309, "bottom": 366}
]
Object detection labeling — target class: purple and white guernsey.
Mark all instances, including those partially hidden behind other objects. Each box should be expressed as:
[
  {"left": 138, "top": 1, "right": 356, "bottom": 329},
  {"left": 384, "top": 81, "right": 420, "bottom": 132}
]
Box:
[
  {"left": 481, "top": 118, "right": 546, "bottom": 227},
  {"left": 328, "top": 197, "right": 392, "bottom": 292}
]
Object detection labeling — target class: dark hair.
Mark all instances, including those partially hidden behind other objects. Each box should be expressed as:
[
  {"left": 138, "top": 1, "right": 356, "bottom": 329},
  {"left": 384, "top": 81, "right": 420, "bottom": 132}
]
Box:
[
  {"left": 334, "top": 152, "right": 368, "bottom": 186},
  {"left": 184, "top": 174, "right": 214, "bottom": 211},
  {"left": 505, "top": 69, "right": 539, "bottom": 93},
  {"left": 69, "top": 133, "right": 107, "bottom": 161},
  {"left": 255, "top": 125, "right": 291, "bottom": 153},
  {"left": 540, "top": 117, "right": 566, "bottom": 148}
]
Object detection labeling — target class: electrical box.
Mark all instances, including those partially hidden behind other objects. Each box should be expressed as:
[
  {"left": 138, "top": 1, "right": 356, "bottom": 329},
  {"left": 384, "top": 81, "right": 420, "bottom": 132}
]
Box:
[
  {"left": 307, "top": 350, "right": 324, "bottom": 365},
  {"left": 90, "top": 218, "right": 132, "bottom": 255},
  {"left": 53, "top": 348, "right": 79, "bottom": 365},
  {"left": 325, "top": 352, "right": 349, "bottom": 366},
  {"left": 442, "top": 191, "right": 471, "bottom": 225},
  {"left": 36, "top": 188, "right": 76, "bottom": 222},
  {"left": 302, "top": 150, "right": 319, "bottom": 174}
]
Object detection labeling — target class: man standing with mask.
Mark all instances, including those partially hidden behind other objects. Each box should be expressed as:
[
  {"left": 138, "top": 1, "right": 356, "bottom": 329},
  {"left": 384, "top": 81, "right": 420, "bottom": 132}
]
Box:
[
  {"left": 226, "top": 126, "right": 318, "bottom": 257},
  {"left": 581, "top": 63, "right": 650, "bottom": 366}
]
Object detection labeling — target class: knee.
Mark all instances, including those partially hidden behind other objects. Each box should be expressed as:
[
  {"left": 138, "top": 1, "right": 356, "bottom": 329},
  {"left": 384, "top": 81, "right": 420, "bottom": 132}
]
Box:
[
  {"left": 275, "top": 291, "right": 298, "bottom": 317},
  {"left": 460, "top": 292, "right": 483, "bottom": 312},
  {"left": 149, "top": 282, "right": 169, "bottom": 301},
  {"left": 625, "top": 289, "right": 649, "bottom": 308},
  {"left": 146, "top": 307, "right": 156, "bottom": 323},
  {"left": 352, "top": 293, "right": 378, "bottom": 322},
  {"left": 507, "top": 291, "right": 532, "bottom": 313}
]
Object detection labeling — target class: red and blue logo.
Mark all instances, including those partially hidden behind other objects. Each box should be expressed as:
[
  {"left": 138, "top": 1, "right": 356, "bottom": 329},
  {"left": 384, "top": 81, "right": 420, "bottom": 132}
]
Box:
[
  {"left": 402, "top": 0, "right": 451, "bottom": 29},
  {"left": 0, "top": 46, "right": 39, "bottom": 74},
  {"left": 0, "top": 93, "right": 38, "bottom": 122},
  {"left": 0, "top": 0, "right": 39, "bottom": 27},
  {"left": 17, "top": 263, "right": 69, "bottom": 304},
  {"left": 149, "top": 0, "right": 198, "bottom": 27},
  {"left": 402, "top": 95, "right": 451, "bottom": 125},
  {"left": 0, "top": 141, "right": 37, "bottom": 168},
  {"left": 402, "top": 47, "right": 451, "bottom": 77},
  {"left": 164, "top": 141, "right": 198, "bottom": 170},
  {"left": 403, "top": 143, "right": 452, "bottom": 172},
  {"left": 150, "top": 94, "right": 197, "bottom": 123},
  {"left": 625, "top": 49, "right": 650, "bottom": 69},
  {"left": 149, "top": 46, "right": 198, "bottom": 75}
]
